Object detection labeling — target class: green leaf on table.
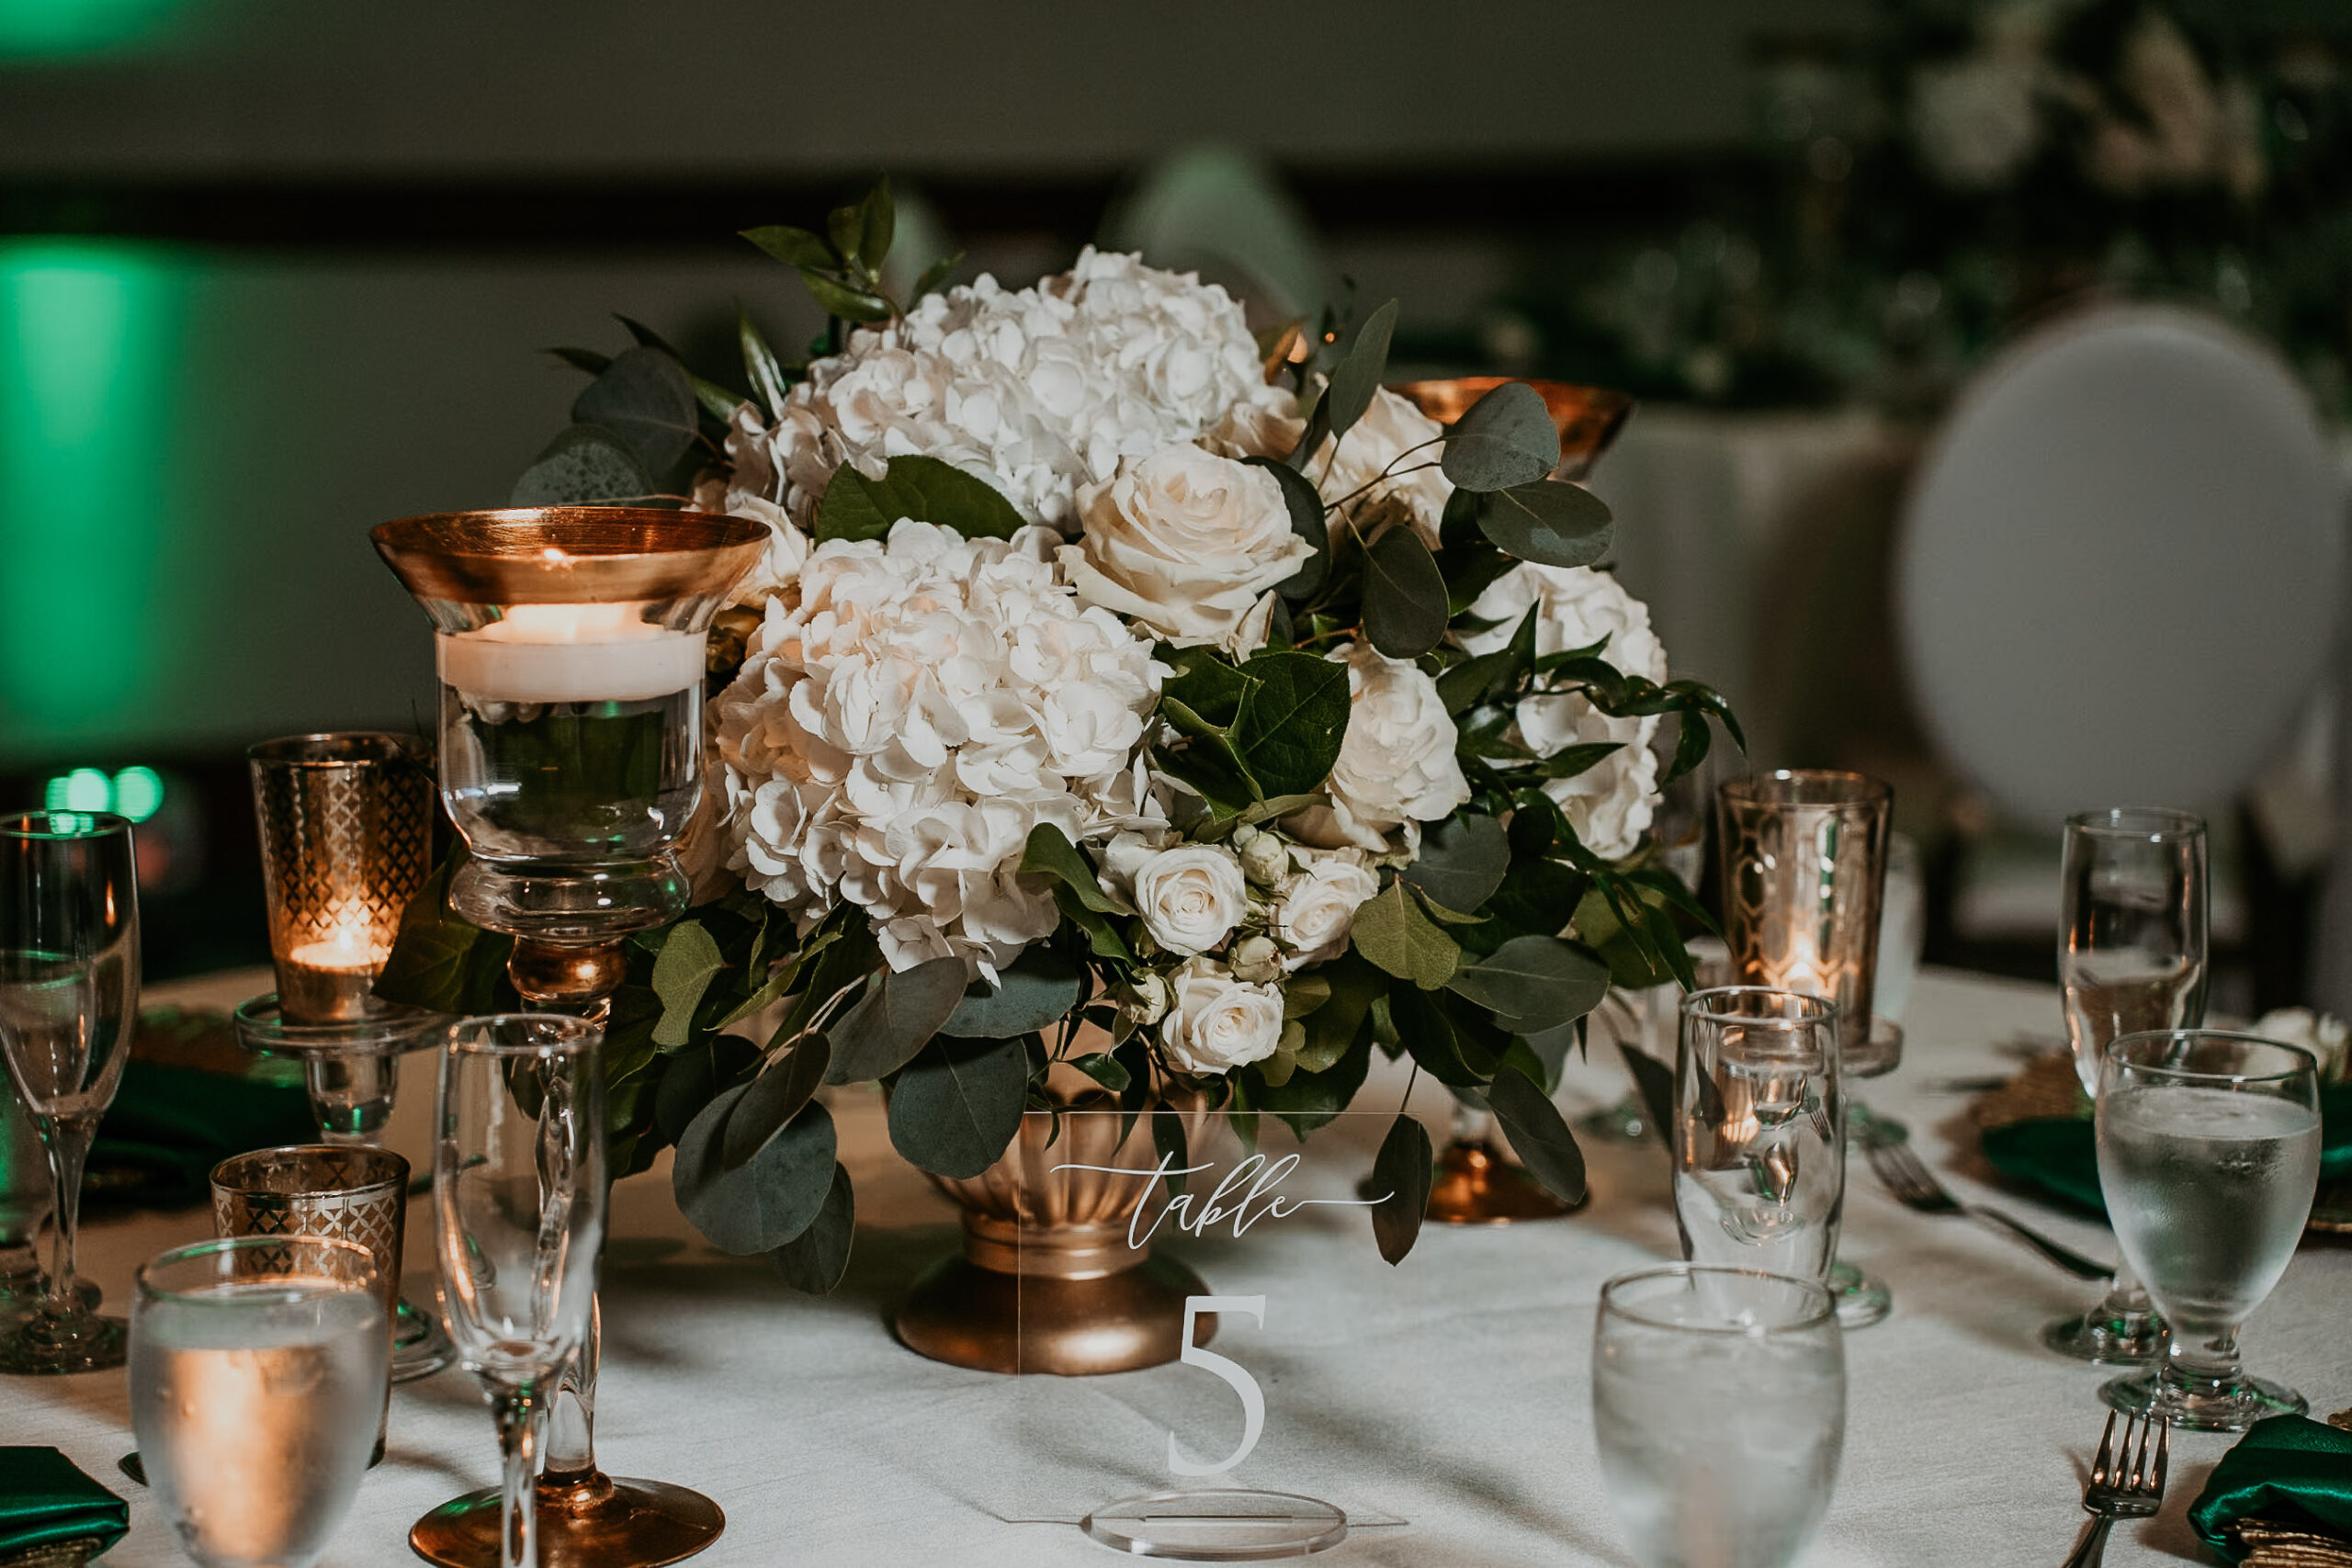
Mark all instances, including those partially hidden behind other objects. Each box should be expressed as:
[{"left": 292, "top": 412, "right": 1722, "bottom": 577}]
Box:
[
  {"left": 888, "top": 1034, "right": 1028, "bottom": 1179},
  {"left": 772, "top": 1162, "right": 855, "bottom": 1294},
  {"left": 1230, "top": 650, "right": 1351, "bottom": 800},
  {"left": 511, "top": 424, "right": 657, "bottom": 508},
  {"left": 1371, "top": 1112, "right": 1433, "bottom": 1265},
  {"left": 1020, "top": 823, "right": 1130, "bottom": 915},
  {"left": 1441, "top": 381, "right": 1559, "bottom": 491},
  {"left": 739, "top": 305, "right": 791, "bottom": 413},
  {"left": 1323, "top": 299, "right": 1398, "bottom": 446},
  {"left": 1351, "top": 880, "right": 1462, "bottom": 990},
  {"left": 814, "top": 454, "right": 1025, "bottom": 544},
  {"left": 673, "top": 1089, "right": 836, "bottom": 1255},
  {"left": 572, "top": 345, "right": 700, "bottom": 475},
  {"left": 653, "top": 1033, "right": 762, "bottom": 1145},
  {"left": 798, "top": 267, "right": 893, "bottom": 323},
  {"left": 942, "top": 945, "right": 1083, "bottom": 1038},
  {"left": 824, "top": 955, "right": 968, "bottom": 1083},
  {"left": 1363, "top": 526, "right": 1449, "bottom": 659},
  {"left": 720, "top": 1030, "right": 832, "bottom": 1170},
  {"left": 649, "top": 919, "right": 727, "bottom": 1048},
  {"left": 1485, "top": 1061, "right": 1588, "bottom": 1205},
  {"left": 741, "top": 223, "right": 837, "bottom": 270},
  {"left": 1399, "top": 813, "right": 1510, "bottom": 913},
  {"left": 1476, "top": 480, "right": 1613, "bottom": 569},
  {"left": 1243, "top": 455, "right": 1329, "bottom": 600}
]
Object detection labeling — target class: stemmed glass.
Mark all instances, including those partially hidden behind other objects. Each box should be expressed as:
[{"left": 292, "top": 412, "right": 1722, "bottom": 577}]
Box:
[
  {"left": 2097, "top": 1030, "right": 2320, "bottom": 1431},
  {"left": 0, "top": 810, "right": 141, "bottom": 1374},
  {"left": 434, "top": 1014, "right": 606, "bottom": 1568},
  {"left": 2044, "top": 807, "right": 2208, "bottom": 1364},
  {"left": 1593, "top": 1263, "right": 1846, "bottom": 1568}
]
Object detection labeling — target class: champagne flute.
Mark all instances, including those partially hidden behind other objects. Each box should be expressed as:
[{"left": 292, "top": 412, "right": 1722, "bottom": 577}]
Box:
[
  {"left": 2096, "top": 1030, "right": 2319, "bottom": 1430},
  {"left": 2044, "top": 807, "right": 2208, "bottom": 1365},
  {"left": 0, "top": 810, "right": 140, "bottom": 1374},
  {"left": 434, "top": 1014, "right": 605, "bottom": 1568}
]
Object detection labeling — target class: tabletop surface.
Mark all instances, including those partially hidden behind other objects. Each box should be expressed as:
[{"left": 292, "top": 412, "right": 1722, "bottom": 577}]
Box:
[{"left": 6, "top": 964, "right": 2335, "bottom": 1568}]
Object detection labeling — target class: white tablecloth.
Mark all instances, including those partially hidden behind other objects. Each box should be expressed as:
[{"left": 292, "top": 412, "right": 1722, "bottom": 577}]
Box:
[{"left": 7, "top": 966, "right": 2337, "bottom": 1567}]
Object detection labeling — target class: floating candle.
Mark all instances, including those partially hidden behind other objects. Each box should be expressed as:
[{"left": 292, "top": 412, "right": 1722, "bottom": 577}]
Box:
[{"left": 436, "top": 603, "right": 703, "bottom": 705}]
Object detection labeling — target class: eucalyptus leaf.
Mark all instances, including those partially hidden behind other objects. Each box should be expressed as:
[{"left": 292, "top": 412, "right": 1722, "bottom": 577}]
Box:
[
  {"left": 1362, "top": 526, "right": 1449, "bottom": 659},
  {"left": 374, "top": 853, "right": 507, "bottom": 1015},
  {"left": 741, "top": 223, "right": 836, "bottom": 269},
  {"left": 815, "top": 454, "right": 1025, "bottom": 544},
  {"left": 772, "top": 1162, "right": 854, "bottom": 1294},
  {"left": 887, "top": 1035, "right": 1028, "bottom": 1179},
  {"left": 1230, "top": 650, "right": 1350, "bottom": 800},
  {"left": 941, "top": 946, "right": 1083, "bottom": 1038},
  {"left": 1324, "top": 299, "right": 1399, "bottom": 445},
  {"left": 650, "top": 919, "right": 726, "bottom": 1048},
  {"left": 1443, "top": 934, "right": 1611, "bottom": 1032},
  {"left": 572, "top": 346, "right": 699, "bottom": 474},
  {"left": 825, "top": 955, "right": 967, "bottom": 1084},
  {"left": 1485, "top": 1062, "right": 1588, "bottom": 1205},
  {"left": 1251, "top": 1036, "right": 1371, "bottom": 1140},
  {"left": 1476, "top": 480, "right": 1614, "bottom": 569},
  {"left": 1440, "top": 380, "right": 1560, "bottom": 491},
  {"left": 1350, "top": 880, "right": 1462, "bottom": 990},
  {"left": 1371, "top": 1112, "right": 1433, "bottom": 1265},
  {"left": 672, "top": 1089, "right": 836, "bottom": 1255},
  {"left": 511, "top": 424, "right": 657, "bottom": 508},
  {"left": 1399, "top": 814, "right": 1510, "bottom": 913},
  {"left": 799, "top": 267, "right": 892, "bottom": 323},
  {"left": 548, "top": 345, "right": 612, "bottom": 377},
  {"left": 1390, "top": 986, "right": 1500, "bottom": 1086},
  {"left": 720, "top": 1031, "right": 832, "bottom": 1170},
  {"left": 653, "top": 1034, "right": 762, "bottom": 1146},
  {"left": 1243, "top": 455, "right": 1329, "bottom": 600}
]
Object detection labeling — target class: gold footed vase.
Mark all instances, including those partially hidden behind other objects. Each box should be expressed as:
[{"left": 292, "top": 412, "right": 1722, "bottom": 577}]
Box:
[{"left": 897, "top": 1088, "right": 1216, "bottom": 1376}]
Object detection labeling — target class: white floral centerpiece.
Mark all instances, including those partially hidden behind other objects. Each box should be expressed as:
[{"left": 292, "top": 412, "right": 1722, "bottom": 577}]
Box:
[{"left": 390, "top": 181, "right": 1738, "bottom": 1277}]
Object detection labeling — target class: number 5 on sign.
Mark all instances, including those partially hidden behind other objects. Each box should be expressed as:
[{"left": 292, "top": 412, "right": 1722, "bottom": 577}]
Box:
[{"left": 1169, "top": 1295, "right": 1267, "bottom": 1476}]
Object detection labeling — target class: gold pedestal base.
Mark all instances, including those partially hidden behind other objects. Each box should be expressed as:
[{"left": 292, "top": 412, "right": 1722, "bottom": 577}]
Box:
[
  {"left": 408, "top": 1469, "right": 724, "bottom": 1568},
  {"left": 1427, "top": 1139, "right": 1588, "bottom": 1224},
  {"left": 895, "top": 1251, "right": 1211, "bottom": 1376}
]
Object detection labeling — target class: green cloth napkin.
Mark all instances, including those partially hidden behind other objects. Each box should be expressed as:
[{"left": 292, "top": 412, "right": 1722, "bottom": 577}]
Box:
[
  {"left": 1980, "top": 1084, "right": 2352, "bottom": 1222},
  {"left": 84, "top": 1060, "right": 315, "bottom": 1211},
  {"left": 0, "top": 1448, "right": 128, "bottom": 1561},
  {"left": 2189, "top": 1416, "right": 2352, "bottom": 1561}
]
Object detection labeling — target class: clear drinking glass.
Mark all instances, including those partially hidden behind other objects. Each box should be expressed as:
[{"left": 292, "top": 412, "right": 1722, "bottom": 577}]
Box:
[
  {"left": 0, "top": 1080, "right": 50, "bottom": 1314},
  {"left": 2096, "top": 1030, "right": 2319, "bottom": 1431},
  {"left": 0, "top": 810, "right": 140, "bottom": 1373},
  {"left": 1593, "top": 1264, "right": 1846, "bottom": 1568},
  {"left": 2046, "top": 807, "right": 2209, "bottom": 1365},
  {"left": 435, "top": 1014, "right": 606, "bottom": 1568},
  {"left": 130, "top": 1235, "right": 386, "bottom": 1568},
  {"left": 1673, "top": 988, "right": 1845, "bottom": 1283}
]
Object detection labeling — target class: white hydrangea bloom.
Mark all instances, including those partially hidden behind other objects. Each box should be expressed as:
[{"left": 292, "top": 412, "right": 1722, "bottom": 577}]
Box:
[
  {"left": 721, "top": 249, "right": 1286, "bottom": 545},
  {"left": 1459, "top": 563, "right": 1669, "bottom": 861},
  {"left": 712, "top": 520, "right": 1166, "bottom": 976}
]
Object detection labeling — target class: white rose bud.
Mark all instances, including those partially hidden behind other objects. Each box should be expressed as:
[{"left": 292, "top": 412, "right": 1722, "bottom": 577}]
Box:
[
  {"left": 1272, "top": 856, "right": 1382, "bottom": 967},
  {"left": 1123, "top": 971, "right": 1171, "bottom": 1028},
  {"left": 1229, "top": 933, "right": 1283, "bottom": 984},
  {"left": 1232, "top": 826, "right": 1292, "bottom": 887},
  {"left": 1133, "top": 843, "right": 1249, "bottom": 955},
  {"left": 1060, "top": 443, "right": 1312, "bottom": 649},
  {"left": 1159, "top": 956, "right": 1285, "bottom": 1074},
  {"left": 1288, "top": 640, "right": 1472, "bottom": 854}
]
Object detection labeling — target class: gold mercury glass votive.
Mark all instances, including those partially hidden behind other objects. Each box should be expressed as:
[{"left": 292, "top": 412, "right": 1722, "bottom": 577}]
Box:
[
  {"left": 249, "top": 733, "right": 434, "bottom": 1024},
  {"left": 1716, "top": 770, "right": 1901, "bottom": 1078}
]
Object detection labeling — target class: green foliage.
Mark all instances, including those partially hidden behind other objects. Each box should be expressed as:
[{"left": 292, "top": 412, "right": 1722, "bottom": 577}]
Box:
[
  {"left": 1485, "top": 1062, "right": 1589, "bottom": 1205},
  {"left": 1350, "top": 880, "right": 1462, "bottom": 990},
  {"left": 1476, "top": 480, "right": 1614, "bottom": 568},
  {"left": 1245, "top": 456, "right": 1330, "bottom": 599},
  {"left": 814, "top": 454, "right": 1026, "bottom": 543},
  {"left": 672, "top": 1089, "right": 837, "bottom": 1255},
  {"left": 720, "top": 1031, "right": 831, "bottom": 1170},
  {"left": 510, "top": 424, "right": 657, "bottom": 507},
  {"left": 888, "top": 1034, "right": 1029, "bottom": 1179},
  {"left": 941, "top": 946, "right": 1084, "bottom": 1039},
  {"left": 1370, "top": 1112, "right": 1432, "bottom": 1265},
  {"left": 772, "top": 1164, "right": 856, "bottom": 1293},
  {"left": 1399, "top": 813, "right": 1510, "bottom": 912},
  {"left": 1361, "top": 526, "right": 1449, "bottom": 659},
  {"left": 571, "top": 345, "right": 699, "bottom": 474},
  {"left": 650, "top": 919, "right": 726, "bottom": 1048},
  {"left": 1323, "top": 299, "right": 1399, "bottom": 445},
  {"left": 1443, "top": 934, "right": 1611, "bottom": 1032},
  {"left": 824, "top": 956, "right": 968, "bottom": 1083},
  {"left": 1440, "top": 381, "right": 1559, "bottom": 491}
]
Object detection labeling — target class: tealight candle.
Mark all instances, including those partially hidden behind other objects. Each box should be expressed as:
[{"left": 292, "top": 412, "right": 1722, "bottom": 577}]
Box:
[
  {"left": 279, "top": 916, "right": 387, "bottom": 1023},
  {"left": 437, "top": 603, "right": 702, "bottom": 705}
]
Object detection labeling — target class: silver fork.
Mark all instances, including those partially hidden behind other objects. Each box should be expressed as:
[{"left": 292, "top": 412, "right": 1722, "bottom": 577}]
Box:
[
  {"left": 2063, "top": 1410, "right": 2168, "bottom": 1568},
  {"left": 1862, "top": 1134, "right": 2114, "bottom": 1280}
]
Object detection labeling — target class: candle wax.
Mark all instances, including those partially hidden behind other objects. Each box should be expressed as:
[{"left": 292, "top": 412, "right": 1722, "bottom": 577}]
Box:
[{"left": 437, "top": 603, "right": 703, "bottom": 705}]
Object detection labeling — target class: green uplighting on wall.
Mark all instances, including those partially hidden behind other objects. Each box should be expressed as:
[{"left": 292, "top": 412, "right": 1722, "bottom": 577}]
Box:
[
  {"left": 41, "top": 764, "right": 165, "bottom": 820},
  {"left": 0, "top": 0, "right": 187, "bottom": 58},
  {"left": 0, "top": 241, "right": 183, "bottom": 750}
]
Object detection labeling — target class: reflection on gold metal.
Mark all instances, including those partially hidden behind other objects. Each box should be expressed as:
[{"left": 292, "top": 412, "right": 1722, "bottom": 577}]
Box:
[
  {"left": 407, "top": 1472, "right": 726, "bottom": 1568},
  {"left": 1425, "top": 1137, "right": 1587, "bottom": 1225},
  {"left": 1392, "top": 377, "right": 1636, "bottom": 480},
  {"left": 897, "top": 1087, "right": 1216, "bottom": 1375},
  {"left": 371, "top": 508, "right": 764, "bottom": 609},
  {"left": 507, "top": 938, "right": 630, "bottom": 1018}
]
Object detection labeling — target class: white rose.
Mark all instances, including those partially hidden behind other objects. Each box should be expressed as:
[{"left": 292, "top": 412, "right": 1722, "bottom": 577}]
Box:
[
  {"left": 1204, "top": 390, "right": 1306, "bottom": 462},
  {"left": 1317, "top": 387, "right": 1455, "bottom": 547},
  {"left": 1229, "top": 934, "right": 1283, "bottom": 985},
  {"left": 1160, "top": 956, "right": 1284, "bottom": 1074},
  {"left": 1288, "top": 641, "right": 1471, "bottom": 854},
  {"left": 1231, "top": 826, "right": 1291, "bottom": 887},
  {"left": 1460, "top": 563, "right": 1669, "bottom": 862},
  {"left": 1133, "top": 843, "right": 1249, "bottom": 955},
  {"left": 1123, "top": 971, "right": 1171, "bottom": 1028},
  {"left": 1272, "top": 854, "right": 1380, "bottom": 967},
  {"left": 1061, "top": 444, "right": 1311, "bottom": 648}
]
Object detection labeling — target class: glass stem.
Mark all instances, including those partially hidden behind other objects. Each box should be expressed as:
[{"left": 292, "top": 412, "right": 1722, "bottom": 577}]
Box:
[
  {"left": 306, "top": 1053, "right": 398, "bottom": 1145},
  {"left": 2162, "top": 1320, "right": 2245, "bottom": 1402},
  {"left": 544, "top": 1294, "right": 600, "bottom": 1477},
  {"left": 36, "top": 1112, "right": 93, "bottom": 1321},
  {"left": 2098, "top": 1260, "right": 2154, "bottom": 1323},
  {"left": 495, "top": 1384, "right": 548, "bottom": 1568}
]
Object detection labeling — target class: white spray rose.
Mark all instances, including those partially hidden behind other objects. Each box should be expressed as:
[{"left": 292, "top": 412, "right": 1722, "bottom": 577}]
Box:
[
  {"left": 1229, "top": 934, "right": 1283, "bottom": 985},
  {"left": 1133, "top": 842, "right": 1249, "bottom": 955},
  {"left": 1160, "top": 956, "right": 1284, "bottom": 1074},
  {"left": 1272, "top": 852, "right": 1381, "bottom": 968},
  {"left": 1061, "top": 444, "right": 1311, "bottom": 649},
  {"left": 1288, "top": 641, "right": 1471, "bottom": 854},
  {"left": 1231, "top": 826, "right": 1292, "bottom": 887},
  {"left": 1317, "top": 387, "right": 1455, "bottom": 547},
  {"left": 1459, "top": 563, "right": 1670, "bottom": 862},
  {"left": 1122, "top": 971, "right": 1170, "bottom": 1028}
]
